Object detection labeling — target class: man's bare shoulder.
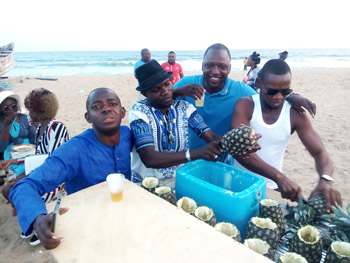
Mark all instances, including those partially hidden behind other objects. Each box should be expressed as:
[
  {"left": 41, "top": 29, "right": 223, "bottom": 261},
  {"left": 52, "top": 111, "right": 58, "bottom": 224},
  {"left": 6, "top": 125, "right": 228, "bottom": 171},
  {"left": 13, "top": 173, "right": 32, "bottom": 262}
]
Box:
[{"left": 236, "top": 96, "right": 254, "bottom": 108}]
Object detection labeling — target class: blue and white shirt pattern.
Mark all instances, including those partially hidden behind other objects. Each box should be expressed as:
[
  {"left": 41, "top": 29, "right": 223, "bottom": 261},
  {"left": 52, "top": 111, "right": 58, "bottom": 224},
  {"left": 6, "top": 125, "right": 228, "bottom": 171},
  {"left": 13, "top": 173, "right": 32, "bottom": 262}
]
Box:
[{"left": 129, "top": 99, "right": 209, "bottom": 183}]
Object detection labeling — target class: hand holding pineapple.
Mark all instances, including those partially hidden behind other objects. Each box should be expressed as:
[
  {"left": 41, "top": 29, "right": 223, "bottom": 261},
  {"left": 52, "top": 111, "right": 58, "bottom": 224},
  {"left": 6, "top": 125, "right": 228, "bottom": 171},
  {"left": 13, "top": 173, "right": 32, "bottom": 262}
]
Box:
[
  {"left": 309, "top": 178, "right": 342, "bottom": 213},
  {"left": 190, "top": 141, "right": 223, "bottom": 162}
]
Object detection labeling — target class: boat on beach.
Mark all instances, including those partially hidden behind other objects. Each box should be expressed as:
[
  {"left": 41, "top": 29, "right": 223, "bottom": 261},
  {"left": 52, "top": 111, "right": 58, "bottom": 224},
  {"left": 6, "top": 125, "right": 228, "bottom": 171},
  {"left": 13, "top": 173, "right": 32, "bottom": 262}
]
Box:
[{"left": 0, "top": 42, "right": 15, "bottom": 76}]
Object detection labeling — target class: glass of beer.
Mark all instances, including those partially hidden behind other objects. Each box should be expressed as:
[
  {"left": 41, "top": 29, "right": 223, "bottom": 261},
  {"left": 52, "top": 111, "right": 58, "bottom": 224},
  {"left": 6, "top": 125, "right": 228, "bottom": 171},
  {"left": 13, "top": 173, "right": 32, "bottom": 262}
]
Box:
[
  {"left": 195, "top": 93, "right": 205, "bottom": 107},
  {"left": 106, "top": 173, "right": 124, "bottom": 202}
]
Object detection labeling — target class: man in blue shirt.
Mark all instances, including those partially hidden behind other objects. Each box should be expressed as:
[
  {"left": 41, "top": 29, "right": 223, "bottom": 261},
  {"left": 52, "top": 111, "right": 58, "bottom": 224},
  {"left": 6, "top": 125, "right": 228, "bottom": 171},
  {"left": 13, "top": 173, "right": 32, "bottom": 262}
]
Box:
[
  {"left": 9, "top": 88, "right": 132, "bottom": 249},
  {"left": 173, "top": 43, "right": 316, "bottom": 151},
  {"left": 134, "top": 48, "right": 151, "bottom": 77},
  {"left": 134, "top": 48, "right": 151, "bottom": 100}
]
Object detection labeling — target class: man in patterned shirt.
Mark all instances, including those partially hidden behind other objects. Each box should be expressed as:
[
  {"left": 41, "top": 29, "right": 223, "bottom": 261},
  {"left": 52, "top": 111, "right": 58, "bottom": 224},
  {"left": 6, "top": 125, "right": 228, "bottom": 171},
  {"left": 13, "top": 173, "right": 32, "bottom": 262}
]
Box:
[{"left": 129, "top": 60, "right": 222, "bottom": 188}]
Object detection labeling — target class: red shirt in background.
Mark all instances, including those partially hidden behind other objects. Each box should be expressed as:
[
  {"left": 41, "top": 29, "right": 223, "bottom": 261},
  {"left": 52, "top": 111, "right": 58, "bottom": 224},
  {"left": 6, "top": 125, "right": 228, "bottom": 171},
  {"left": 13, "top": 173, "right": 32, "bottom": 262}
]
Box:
[{"left": 161, "top": 62, "right": 183, "bottom": 84}]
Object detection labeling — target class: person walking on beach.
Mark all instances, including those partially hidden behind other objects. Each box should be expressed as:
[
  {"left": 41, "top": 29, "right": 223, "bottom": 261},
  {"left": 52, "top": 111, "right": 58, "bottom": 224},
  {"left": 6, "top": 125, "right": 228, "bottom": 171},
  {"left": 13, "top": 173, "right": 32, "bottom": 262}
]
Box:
[
  {"left": 173, "top": 43, "right": 316, "bottom": 163},
  {"left": 279, "top": 49, "right": 288, "bottom": 60},
  {"left": 161, "top": 51, "right": 184, "bottom": 85},
  {"left": 230, "top": 59, "right": 342, "bottom": 209},
  {"left": 243, "top": 57, "right": 248, "bottom": 71},
  {"left": 243, "top": 51, "right": 261, "bottom": 91},
  {"left": 129, "top": 60, "right": 223, "bottom": 188},
  {"left": 9, "top": 88, "right": 132, "bottom": 249}
]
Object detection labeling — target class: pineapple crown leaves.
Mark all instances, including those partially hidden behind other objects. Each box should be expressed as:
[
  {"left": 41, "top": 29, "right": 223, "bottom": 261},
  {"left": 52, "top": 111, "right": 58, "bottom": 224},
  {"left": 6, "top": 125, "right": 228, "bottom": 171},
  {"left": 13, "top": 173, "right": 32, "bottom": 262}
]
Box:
[
  {"left": 285, "top": 197, "right": 316, "bottom": 225},
  {"left": 321, "top": 202, "right": 350, "bottom": 226},
  {"left": 321, "top": 202, "right": 350, "bottom": 243}
]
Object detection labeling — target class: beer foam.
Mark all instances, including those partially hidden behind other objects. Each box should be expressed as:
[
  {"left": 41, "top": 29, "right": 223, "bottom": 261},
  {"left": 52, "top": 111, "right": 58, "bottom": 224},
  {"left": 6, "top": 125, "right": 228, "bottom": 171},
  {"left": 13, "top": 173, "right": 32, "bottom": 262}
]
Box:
[{"left": 106, "top": 173, "right": 124, "bottom": 193}]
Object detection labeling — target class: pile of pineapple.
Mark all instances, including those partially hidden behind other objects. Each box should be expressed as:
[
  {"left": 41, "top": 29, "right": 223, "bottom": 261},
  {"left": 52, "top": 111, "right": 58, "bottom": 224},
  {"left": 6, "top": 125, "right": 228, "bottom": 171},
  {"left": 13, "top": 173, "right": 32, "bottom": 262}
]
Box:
[
  {"left": 244, "top": 196, "right": 350, "bottom": 262},
  {"left": 142, "top": 176, "right": 350, "bottom": 262},
  {"left": 141, "top": 177, "right": 241, "bottom": 241}
]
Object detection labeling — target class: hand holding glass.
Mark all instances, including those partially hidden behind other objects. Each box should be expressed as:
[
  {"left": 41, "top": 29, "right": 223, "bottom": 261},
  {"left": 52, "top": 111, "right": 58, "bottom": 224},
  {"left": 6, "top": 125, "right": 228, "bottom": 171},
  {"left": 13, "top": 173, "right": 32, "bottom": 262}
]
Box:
[
  {"left": 195, "top": 93, "right": 205, "bottom": 107},
  {"left": 106, "top": 173, "right": 124, "bottom": 202}
]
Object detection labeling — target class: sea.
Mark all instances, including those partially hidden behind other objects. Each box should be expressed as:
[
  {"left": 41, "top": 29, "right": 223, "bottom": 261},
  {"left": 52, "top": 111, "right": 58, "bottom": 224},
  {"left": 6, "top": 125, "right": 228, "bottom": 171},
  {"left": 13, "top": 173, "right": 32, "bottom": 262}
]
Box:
[{"left": 5, "top": 48, "right": 350, "bottom": 77}]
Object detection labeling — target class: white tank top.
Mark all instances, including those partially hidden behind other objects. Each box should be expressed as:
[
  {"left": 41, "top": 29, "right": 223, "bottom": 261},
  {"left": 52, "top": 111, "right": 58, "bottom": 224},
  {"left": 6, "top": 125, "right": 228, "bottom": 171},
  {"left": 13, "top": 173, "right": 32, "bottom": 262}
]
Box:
[{"left": 234, "top": 94, "right": 292, "bottom": 189}]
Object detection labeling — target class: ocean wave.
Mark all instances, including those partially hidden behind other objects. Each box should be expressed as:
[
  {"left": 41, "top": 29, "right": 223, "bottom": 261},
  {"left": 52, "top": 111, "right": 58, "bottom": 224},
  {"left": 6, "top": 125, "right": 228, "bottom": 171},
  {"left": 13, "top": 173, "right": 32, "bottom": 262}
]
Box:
[{"left": 6, "top": 49, "right": 350, "bottom": 77}]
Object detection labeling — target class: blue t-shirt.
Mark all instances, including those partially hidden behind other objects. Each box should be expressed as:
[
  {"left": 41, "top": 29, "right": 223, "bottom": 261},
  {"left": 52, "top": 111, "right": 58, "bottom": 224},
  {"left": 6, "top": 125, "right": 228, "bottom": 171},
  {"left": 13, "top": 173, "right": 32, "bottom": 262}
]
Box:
[
  {"left": 10, "top": 126, "right": 132, "bottom": 235},
  {"left": 134, "top": 60, "right": 145, "bottom": 74},
  {"left": 174, "top": 75, "right": 256, "bottom": 148}
]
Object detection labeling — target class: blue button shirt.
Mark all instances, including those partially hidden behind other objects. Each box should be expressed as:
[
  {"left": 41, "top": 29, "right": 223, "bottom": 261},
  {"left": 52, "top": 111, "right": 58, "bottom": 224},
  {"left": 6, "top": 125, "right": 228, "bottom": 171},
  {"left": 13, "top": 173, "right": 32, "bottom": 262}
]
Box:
[
  {"left": 9, "top": 126, "right": 132, "bottom": 235},
  {"left": 174, "top": 75, "right": 256, "bottom": 148}
]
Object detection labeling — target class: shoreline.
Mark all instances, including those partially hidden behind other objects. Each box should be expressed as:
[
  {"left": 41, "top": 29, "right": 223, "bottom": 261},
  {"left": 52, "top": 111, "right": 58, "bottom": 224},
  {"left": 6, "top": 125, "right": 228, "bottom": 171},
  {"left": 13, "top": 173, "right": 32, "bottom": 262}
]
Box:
[{"left": 1, "top": 68, "right": 349, "bottom": 262}]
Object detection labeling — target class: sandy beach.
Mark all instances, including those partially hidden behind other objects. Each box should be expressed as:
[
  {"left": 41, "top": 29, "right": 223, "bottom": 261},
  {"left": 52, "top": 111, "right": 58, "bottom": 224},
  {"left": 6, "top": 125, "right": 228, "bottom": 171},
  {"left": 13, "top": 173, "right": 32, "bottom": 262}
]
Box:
[{"left": 1, "top": 69, "right": 349, "bottom": 262}]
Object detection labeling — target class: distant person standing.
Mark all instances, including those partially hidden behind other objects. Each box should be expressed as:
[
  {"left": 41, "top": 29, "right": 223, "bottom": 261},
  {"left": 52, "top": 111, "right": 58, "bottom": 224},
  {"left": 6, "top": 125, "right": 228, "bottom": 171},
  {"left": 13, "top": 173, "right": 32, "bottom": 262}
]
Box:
[
  {"left": 279, "top": 49, "right": 288, "bottom": 60},
  {"left": 243, "top": 57, "right": 248, "bottom": 71},
  {"left": 134, "top": 48, "right": 151, "bottom": 79},
  {"left": 134, "top": 48, "right": 151, "bottom": 100},
  {"left": 243, "top": 51, "right": 261, "bottom": 91},
  {"left": 161, "top": 51, "right": 184, "bottom": 85}
]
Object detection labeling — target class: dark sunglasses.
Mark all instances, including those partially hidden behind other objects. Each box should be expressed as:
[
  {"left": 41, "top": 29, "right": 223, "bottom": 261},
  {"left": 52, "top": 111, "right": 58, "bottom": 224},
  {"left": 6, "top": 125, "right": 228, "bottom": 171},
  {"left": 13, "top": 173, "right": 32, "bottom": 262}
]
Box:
[
  {"left": 266, "top": 88, "right": 293, "bottom": 96},
  {"left": 2, "top": 103, "right": 17, "bottom": 111}
]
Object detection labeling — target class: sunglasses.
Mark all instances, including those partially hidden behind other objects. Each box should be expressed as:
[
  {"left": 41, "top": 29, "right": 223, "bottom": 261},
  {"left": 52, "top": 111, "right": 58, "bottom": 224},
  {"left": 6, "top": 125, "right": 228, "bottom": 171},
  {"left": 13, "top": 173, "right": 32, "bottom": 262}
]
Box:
[
  {"left": 266, "top": 88, "right": 293, "bottom": 96},
  {"left": 2, "top": 103, "right": 17, "bottom": 111}
]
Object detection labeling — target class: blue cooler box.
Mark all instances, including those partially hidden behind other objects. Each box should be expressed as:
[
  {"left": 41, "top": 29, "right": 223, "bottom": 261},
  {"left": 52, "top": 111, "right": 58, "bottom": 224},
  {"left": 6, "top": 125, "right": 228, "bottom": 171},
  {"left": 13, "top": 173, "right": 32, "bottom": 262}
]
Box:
[{"left": 175, "top": 160, "right": 266, "bottom": 240}]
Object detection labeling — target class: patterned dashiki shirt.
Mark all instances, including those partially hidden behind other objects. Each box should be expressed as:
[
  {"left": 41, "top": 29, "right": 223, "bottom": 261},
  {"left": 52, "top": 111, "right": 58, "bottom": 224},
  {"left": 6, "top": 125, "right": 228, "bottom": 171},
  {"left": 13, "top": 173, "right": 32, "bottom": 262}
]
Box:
[{"left": 129, "top": 99, "right": 209, "bottom": 185}]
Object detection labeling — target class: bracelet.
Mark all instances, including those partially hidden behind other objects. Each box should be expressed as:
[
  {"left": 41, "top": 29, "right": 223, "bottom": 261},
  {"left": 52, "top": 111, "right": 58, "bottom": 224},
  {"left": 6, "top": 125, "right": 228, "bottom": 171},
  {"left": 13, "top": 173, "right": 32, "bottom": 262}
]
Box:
[
  {"left": 320, "top": 174, "right": 334, "bottom": 182},
  {"left": 185, "top": 149, "right": 191, "bottom": 162}
]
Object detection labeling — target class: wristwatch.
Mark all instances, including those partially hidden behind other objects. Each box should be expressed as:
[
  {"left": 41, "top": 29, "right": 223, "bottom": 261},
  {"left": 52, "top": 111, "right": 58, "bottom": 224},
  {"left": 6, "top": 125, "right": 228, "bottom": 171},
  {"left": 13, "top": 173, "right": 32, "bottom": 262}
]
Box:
[
  {"left": 185, "top": 149, "right": 191, "bottom": 162},
  {"left": 320, "top": 174, "right": 334, "bottom": 182}
]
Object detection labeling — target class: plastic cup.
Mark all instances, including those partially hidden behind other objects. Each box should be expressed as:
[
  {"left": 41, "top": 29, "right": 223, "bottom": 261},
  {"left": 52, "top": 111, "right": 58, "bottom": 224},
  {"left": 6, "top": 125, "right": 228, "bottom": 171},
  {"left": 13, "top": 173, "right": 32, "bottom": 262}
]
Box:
[
  {"left": 106, "top": 173, "right": 124, "bottom": 202},
  {"left": 195, "top": 93, "right": 205, "bottom": 107}
]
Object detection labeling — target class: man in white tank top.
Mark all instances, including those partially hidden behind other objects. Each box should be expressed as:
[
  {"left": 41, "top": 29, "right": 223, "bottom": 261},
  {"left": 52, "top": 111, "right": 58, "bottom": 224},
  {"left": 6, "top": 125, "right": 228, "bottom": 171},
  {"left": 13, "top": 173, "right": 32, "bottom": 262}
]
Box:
[{"left": 230, "top": 59, "right": 342, "bottom": 213}]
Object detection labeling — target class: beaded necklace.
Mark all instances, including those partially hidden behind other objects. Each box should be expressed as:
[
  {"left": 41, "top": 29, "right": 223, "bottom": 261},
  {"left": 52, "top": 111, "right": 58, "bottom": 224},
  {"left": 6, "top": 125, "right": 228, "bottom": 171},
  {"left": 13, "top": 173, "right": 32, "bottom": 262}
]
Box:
[{"left": 151, "top": 106, "right": 176, "bottom": 145}]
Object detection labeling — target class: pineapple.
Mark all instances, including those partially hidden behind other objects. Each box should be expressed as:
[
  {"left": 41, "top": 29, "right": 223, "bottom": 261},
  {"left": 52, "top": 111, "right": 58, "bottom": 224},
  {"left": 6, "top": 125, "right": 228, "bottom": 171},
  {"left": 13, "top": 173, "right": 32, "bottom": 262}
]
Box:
[
  {"left": 141, "top": 177, "right": 159, "bottom": 193},
  {"left": 289, "top": 225, "right": 323, "bottom": 263},
  {"left": 321, "top": 202, "right": 350, "bottom": 243},
  {"left": 214, "top": 222, "right": 241, "bottom": 243},
  {"left": 244, "top": 238, "right": 275, "bottom": 260},
  {"left": 154, "top": 186, "right": 176, "bottom": 205},
  {"left": 278, "top": 252, "right": 308, "bottom": 263},
  {"left": 324, "top": 241, "right": 350, "bottom": 262},
  {"left": 285, "top": 197, "right": 316, "bottom": 226},
  {"left": 246, "top": 217, "right": 280, "bottom": 249},
  {"left": 176, "top": 197, "right": 197, "bottom": 215},
  {"left": 259, "top": 199, "right": 286, "bottom": 237},
  {"left": 194, "top": 206, "right": 216, "bottom": 226},
  {"left": 307, "top": 194, "right": 326, "bottom": 219},
  {"left": 219, "top": 125, "right": 257, "bottom": 155}
]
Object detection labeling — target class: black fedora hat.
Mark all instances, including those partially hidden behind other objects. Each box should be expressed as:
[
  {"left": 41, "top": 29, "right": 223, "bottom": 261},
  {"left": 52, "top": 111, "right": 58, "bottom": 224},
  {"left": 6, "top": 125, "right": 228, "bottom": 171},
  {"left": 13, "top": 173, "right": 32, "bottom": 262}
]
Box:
[{"left": 136, "top": 60, "right": 173, "bottom": 91}]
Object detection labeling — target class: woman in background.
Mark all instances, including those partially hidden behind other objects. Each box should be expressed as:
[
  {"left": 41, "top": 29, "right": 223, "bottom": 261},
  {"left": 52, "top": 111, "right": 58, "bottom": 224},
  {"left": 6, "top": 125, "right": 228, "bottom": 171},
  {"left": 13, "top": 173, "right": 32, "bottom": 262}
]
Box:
[
  {"left": 0, "top": 90, "right": 35, "bottom": 175},
  {"left": 243, "top": 51, "right": 261, "bottom": 91},
  {"left": 24, "top": 88, "right": 69, "bottom": 158}
]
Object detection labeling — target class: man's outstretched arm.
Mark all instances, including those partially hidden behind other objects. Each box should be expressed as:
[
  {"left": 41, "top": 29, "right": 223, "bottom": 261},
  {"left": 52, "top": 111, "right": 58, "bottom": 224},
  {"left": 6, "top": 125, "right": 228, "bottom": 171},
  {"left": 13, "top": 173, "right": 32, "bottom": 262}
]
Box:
[{"left": 292, "top": 109, "right": 342, "bottom": 212}]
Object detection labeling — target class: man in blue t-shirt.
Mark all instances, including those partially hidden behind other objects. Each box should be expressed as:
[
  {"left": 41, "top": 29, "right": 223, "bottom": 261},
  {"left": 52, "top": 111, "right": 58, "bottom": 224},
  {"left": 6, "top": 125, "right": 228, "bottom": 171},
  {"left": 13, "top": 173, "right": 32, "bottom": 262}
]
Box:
[
  {"left": 173, "top": 43, "right": 316, "bottom": 152},
  {"left": 134, "top": 48, "right": 151, "bottom": 77},
  {"left": 134, "top": 48, "right": 151, "bottom": 100},
  {"left": 9, "top": 88, "right": 132, "bottom": 249}
]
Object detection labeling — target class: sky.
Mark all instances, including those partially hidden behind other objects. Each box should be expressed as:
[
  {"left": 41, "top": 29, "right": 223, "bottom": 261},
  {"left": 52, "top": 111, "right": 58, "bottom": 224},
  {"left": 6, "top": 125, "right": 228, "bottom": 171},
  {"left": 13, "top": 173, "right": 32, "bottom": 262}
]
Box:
[{"left": 1, "top": 0, "right": 349, "bottom": 52}]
